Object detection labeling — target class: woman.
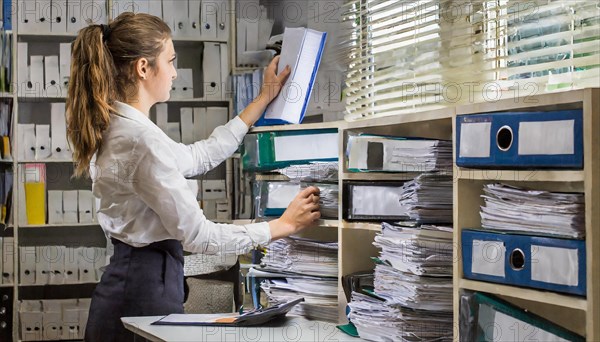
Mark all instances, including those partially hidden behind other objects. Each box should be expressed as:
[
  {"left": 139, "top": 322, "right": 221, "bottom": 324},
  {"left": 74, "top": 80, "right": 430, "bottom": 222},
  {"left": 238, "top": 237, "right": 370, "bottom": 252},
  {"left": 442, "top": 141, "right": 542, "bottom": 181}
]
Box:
[{"left": 66, "top": 12, "right": 321, "bottom": 341}]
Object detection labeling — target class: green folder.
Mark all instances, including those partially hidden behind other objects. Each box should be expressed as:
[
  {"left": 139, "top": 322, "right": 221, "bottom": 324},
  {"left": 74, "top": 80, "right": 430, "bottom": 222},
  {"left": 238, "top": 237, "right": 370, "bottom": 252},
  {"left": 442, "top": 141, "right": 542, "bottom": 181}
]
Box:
[
  {"left": 241, "top": 129, "right": 338, "bottom": 172},
  {"left": 473, "top": 292, "right": 584, "bottom": 342}
]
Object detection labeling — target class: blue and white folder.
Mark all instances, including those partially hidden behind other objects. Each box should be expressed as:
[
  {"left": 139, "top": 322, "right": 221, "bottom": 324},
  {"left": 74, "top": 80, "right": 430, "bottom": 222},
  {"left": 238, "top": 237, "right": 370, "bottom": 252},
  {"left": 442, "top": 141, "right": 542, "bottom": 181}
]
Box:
[
  {"left": 462, "top": 229, "right": 586, "bottom": 296},
  {"left": 256, "top": 27, "right": 327, "bottom": 126},
  {"left": 456, "top": 110, "right": 583, "bottom": 169}
]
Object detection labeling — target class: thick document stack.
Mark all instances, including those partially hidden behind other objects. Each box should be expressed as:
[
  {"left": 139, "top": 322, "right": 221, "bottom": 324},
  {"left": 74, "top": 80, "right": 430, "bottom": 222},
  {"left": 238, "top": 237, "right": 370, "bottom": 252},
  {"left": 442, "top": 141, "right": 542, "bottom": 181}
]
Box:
[
  {"left": 347, "top": 223, "right": 454, "bottom": 341},
  {"left": 480, "top": 183, "right": 585, "bottom": 239},
  {"left": 276, "top": 161, "right": 338, "bottom": 183},
  {"left": 398, "top": 174, "right": 453, "bottom": 224},
  {"left": 258, "top": 237, "right": 338, "bottom": 322},
  {"left": 348, "top": 292, "right": 453, "bottom": 342}
]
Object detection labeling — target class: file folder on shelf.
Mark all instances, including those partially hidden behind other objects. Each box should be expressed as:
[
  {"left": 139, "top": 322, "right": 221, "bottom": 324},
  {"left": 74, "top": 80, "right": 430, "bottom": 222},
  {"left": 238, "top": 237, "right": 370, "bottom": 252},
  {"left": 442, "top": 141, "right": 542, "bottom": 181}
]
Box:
[
  {"left": 258, "top": 27, "right": 327, "bottom": 126},
  {"left": 461, "top": 292, "right": 584, "bottom": 342},
  {"left": 242, "top": 129, "right": 338, "bottom": 171},
  {"left": 456, "top": 109, "right": 583, "bottom": 169},
  {"left": 344, "top": 182, "right": 410, "bottom": 221},
  {"left": 462, "top": 229, "right": 586, "bottom": 296}
]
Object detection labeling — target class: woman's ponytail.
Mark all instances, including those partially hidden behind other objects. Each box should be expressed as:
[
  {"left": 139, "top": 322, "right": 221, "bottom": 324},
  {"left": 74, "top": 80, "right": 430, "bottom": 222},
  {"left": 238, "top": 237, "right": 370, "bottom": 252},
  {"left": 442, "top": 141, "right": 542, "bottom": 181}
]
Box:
[{"left": 66, "top": 24, "right": 116, "bottom": 177}]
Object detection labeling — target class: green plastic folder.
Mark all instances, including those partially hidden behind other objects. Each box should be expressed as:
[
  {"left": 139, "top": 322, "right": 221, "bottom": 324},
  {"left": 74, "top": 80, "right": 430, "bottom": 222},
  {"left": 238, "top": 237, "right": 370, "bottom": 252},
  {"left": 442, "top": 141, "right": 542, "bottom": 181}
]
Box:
[
  {"left": 241, "top": 129, "right": 338, "bottom": 172},
  {"left": 473, "top": 292, "right": 584, "bottom": 342}
]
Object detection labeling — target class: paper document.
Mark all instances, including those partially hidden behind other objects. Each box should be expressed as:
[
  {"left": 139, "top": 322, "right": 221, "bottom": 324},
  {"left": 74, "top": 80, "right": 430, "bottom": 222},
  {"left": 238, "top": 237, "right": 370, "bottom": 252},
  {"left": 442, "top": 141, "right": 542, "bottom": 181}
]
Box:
[{"left": 262, "top": 27, "right": 327, "bottom": 125}]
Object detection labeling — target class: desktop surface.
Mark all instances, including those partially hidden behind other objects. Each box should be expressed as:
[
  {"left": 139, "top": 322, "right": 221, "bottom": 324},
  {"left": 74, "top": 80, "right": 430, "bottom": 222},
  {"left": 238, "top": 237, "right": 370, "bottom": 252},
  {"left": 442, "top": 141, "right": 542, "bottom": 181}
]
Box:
[{"left": 121, "top": 315, "right": 362, "bottom": 342}]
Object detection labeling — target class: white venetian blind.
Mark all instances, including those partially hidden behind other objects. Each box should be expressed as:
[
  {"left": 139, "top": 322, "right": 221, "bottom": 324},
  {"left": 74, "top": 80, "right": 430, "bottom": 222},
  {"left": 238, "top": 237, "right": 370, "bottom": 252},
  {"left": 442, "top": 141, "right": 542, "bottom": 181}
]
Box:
[
  {"left": 499, "top": 0, "right": 600, "bottom": 92},
  {"left": 342, "top": 0, "right": 600, "bottom": 121}
]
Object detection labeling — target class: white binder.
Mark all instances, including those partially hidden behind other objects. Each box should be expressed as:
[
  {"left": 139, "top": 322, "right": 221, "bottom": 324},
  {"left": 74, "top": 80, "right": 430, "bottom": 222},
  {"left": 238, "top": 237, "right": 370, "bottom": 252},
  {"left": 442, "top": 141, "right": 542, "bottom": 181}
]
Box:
[
  {"left": 62, "top": 190, "right": 79, "bottom": 224},
  {"left": 19, "top": 0, "right": 52, "bottom": 33},
  {"left": 180, "top": 108, "right": 194, "bottom": 144},
  {"left": 200, "top": 0, "right": 217, "bottom": 39},
  {"left": 50, "top": 0, "right": 68, "bottom": 34},
  {"left": 19, "top": 246, "right": 37, "bottom": 285},
  {"left": 30, "top": 56, "right": 45, "bottom": 96},
  {"left": 48, "top": 190, "right": 64, "bottom": 224},
  {"left": 48, "top": 246, "right": 66, "bottom": 285},
  {"left": 17, "top": 43, "right": 29, "bottom": 92},
  {"left": 35, "top": 124, "right": 52, "bottom": 160},
  {"left": 51, "top": 102, "right": 71, "bottom": 160},
  {"left": 171, "top": 0, "right": 189, "bottom": 38},
  {"left": 220, "top": 43, "right": 229, "bottom": 99},
  {"left": 77, "top": 190, "right": 94, "bottom": 223},
  {"left": 67, "top": 0, "right": 84, "bottom": 33},
  {"left": 59, "top": 43, "right": 71, "bottom": 89},
  {"left": 35, "top": 246, "right": 50, "bottom": 285},
  {"left": 161, "top": 0, "right": 175, "bottom": 32},
  {"left": 192, "top": 107, "right": 204, "bottom": 141},
  {"left": 154, "top": 103, "right": 169, "bottom": 133},
  {"left": 19, "top": 124, "right": 36, "bottom": 161},
  {"left": 216, "top": 0, "right": 229, "bottom": 41},
  {"left": 188, "top": 0, "right": 201, "bottom": 37},
  {"left": 44, "top": 55, "right": 62, "bottom": 96},
  {"left": 202, "top": 43, "right": 221, "bottom": 100}
]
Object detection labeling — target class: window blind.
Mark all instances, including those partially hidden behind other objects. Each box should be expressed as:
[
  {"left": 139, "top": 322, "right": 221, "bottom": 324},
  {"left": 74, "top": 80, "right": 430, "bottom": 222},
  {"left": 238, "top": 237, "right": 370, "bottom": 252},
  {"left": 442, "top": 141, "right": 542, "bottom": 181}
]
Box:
[{"left": 342, "top": 0, "right": 600, "bottom": 121}]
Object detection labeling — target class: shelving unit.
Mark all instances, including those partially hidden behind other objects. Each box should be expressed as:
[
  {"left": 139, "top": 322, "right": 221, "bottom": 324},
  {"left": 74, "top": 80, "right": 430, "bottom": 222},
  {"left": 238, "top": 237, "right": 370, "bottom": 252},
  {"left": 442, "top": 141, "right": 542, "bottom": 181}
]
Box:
[
  {"left": 246, "top": 88, "right": 598, "bottom": 340},
  {"left": 452, "top": 88, "right": 599, "bottom": 341}
]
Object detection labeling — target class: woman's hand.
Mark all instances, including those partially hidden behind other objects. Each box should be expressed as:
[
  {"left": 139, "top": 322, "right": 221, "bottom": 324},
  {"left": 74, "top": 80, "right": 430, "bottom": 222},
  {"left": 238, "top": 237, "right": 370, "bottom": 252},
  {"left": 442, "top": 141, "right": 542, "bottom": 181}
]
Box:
[
  {"left": 257, "top": 56, "right": 291, "bottom": 106},
  {"left": 269, "top": 186, "right": 321, "bottom": 240},
  {"left": 238, "top": 56, "right": 291, "bottom": 127}
]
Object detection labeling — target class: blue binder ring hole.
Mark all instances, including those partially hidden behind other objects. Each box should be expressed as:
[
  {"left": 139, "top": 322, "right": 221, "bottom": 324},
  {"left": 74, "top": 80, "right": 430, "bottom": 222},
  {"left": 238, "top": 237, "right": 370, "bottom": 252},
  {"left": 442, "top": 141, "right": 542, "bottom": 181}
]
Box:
[
  {"left": 510, "top": 248, "right": 525, "bottom": 271},
  {"left": 496, "top": 125, "right": 513, "bottom": 151}
]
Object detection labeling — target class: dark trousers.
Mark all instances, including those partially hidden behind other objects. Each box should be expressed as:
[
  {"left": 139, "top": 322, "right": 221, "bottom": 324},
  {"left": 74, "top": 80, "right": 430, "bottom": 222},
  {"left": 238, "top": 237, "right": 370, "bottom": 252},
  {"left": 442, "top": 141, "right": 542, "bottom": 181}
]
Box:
[{"left": 85, "top": 239, "right": 184, "bottom": 342}]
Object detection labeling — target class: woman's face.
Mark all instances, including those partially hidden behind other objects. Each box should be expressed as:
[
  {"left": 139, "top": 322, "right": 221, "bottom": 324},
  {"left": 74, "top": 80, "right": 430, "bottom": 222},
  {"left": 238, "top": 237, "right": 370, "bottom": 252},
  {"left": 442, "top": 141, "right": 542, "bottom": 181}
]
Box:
[{"left": 146, "top": 38, "right": 177, "bottom": 103}]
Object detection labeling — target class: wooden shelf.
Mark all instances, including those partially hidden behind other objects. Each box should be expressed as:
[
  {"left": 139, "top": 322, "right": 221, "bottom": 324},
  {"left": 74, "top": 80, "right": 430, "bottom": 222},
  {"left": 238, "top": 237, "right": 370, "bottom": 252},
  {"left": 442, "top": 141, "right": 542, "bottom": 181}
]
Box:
[
  {"left": 342, "top": 172, "right": 422, "bottom": 181},
  {"left": 340, "top": 220, "right": 382, "bottom": 231},
  {"left": 458, "top": 279, "right": 587, "bottom": 311},
  {"left": 0, "top": 159, "right": 13, "bottom": 164},
  {"left": 172, "top": 37, "right": 228, "bottom": 43},
  {"left": 455, "top": 168, "right": 585, "bottom": 182},
  {"left": 18, "top": 282, "right": 99, "bottom": 287},
  {"left": 232, "top": 219, "right": 338, "bottom": 228},
  {"left": 345, "top": 107, "right": 453, "bottom": 129},
  {"left": 249, "top": 120, "right": 343, "bottom": 133},
  {"left": 0, "top": 283, "right": 14, "bottom": 288},
  {"left": 17, "top": 32, "right": 77, "bottom": 38},
  {"left": 166, "top": 98, "right": 229, "bottom": 103}
]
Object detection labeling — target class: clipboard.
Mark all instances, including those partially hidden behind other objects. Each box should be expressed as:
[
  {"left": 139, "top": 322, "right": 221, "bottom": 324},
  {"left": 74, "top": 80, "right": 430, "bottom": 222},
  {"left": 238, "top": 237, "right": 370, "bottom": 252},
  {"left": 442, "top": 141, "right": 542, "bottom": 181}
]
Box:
[{"left": 152, "top": 298, "right": 304, "bottom": 327}]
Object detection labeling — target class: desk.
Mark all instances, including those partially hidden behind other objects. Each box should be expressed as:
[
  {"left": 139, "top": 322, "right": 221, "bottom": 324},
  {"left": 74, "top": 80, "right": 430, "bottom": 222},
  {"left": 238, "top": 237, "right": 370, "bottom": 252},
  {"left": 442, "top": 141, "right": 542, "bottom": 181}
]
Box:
[{"left": 121, "top": 315, "right": 362, "bottom": 342}]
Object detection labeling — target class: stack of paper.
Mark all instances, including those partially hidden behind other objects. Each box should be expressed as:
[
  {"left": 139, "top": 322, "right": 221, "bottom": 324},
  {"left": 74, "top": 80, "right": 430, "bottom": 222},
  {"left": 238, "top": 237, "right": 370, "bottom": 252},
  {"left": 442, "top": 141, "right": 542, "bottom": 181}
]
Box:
[
  {"left": 346, "top": 223, "right": 454, "bottom": 341},
  {"left": 276, "top": 162, "right": 338, "bottom": 183},
  {"left": 348, "top": 292, "right": 453, "bottom": 342},
  {"left": 258, "top": 237, "right": 338, "bottom": 322},
  {"left": 398, "top": 174, "right": 453, "bottom": 224},
  {"left": 262, "top": 237, "right": 338, "bottom": 277},
  {"left": 375, "top": 223, "right": 453, "bottom": 277},
  {"left": 480, "top": 183, "right": 585, "bottom": 238}
]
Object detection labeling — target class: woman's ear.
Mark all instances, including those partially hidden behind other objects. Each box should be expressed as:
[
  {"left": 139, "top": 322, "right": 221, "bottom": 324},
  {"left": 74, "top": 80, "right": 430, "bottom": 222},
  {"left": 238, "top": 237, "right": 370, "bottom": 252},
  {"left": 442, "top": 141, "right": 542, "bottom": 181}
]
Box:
[{"left": 136, "top": 58, "right": 149, "bottom": 80}]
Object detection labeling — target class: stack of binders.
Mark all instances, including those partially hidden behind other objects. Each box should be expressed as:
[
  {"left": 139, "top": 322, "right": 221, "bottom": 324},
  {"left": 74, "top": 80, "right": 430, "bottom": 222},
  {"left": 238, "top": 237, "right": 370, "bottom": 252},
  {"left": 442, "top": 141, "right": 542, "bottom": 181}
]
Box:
[
  {"left": 456, "top": 109, "right": 586, "bottom": 340},
  {"left": 241, "top": 129, "right": 340, "bottom": 321}
]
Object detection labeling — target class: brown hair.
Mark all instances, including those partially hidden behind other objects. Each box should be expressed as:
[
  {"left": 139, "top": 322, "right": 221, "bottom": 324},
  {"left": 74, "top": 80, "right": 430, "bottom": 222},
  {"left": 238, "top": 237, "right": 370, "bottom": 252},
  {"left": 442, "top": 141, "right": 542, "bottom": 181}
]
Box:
[{"left": 66, "top": 12, "right": 171, "bottom": 177}]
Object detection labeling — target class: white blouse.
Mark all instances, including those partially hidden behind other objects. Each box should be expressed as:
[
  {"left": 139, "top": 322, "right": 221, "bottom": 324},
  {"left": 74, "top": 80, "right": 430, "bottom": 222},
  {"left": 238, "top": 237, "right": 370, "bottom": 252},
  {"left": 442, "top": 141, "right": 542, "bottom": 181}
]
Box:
[{"left": 90, "top": 101, "right": 271, "bottom": 254}]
